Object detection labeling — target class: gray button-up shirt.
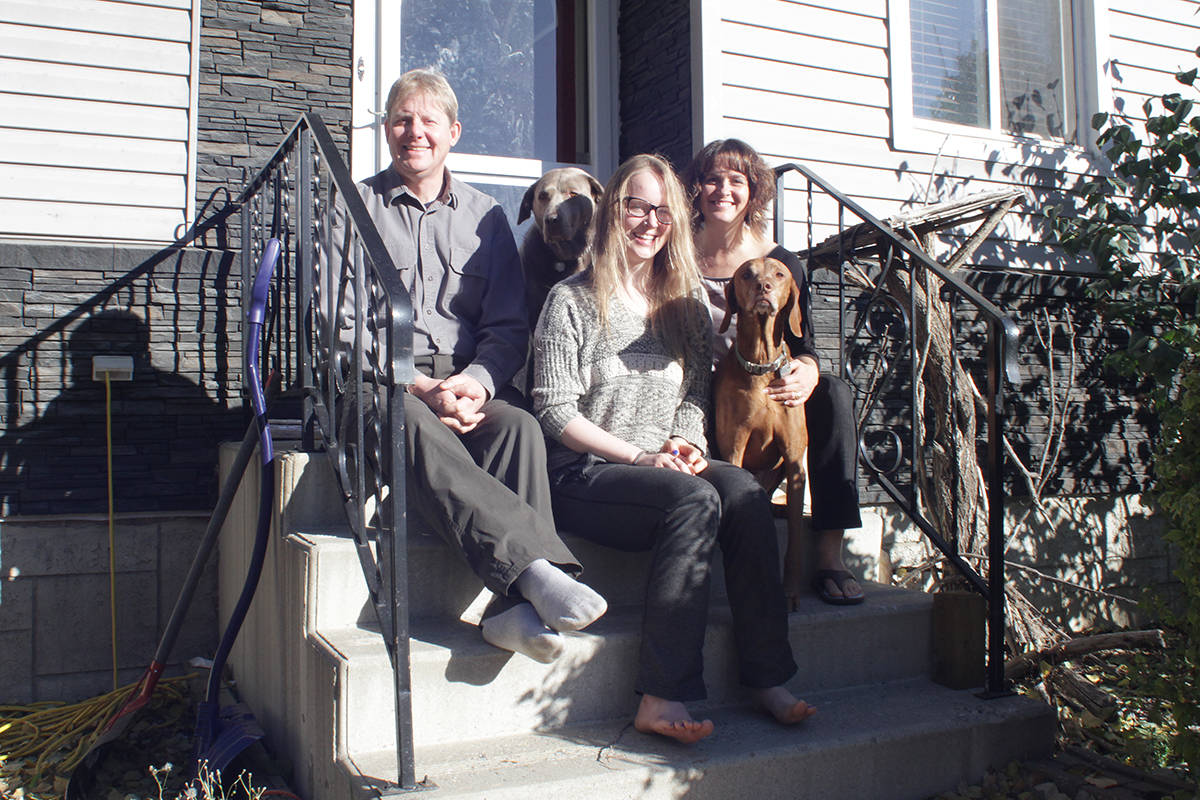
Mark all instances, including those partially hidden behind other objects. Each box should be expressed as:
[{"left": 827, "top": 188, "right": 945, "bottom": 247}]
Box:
[{"left": 356, "top": 167, "right": 529, "bottom": 398}]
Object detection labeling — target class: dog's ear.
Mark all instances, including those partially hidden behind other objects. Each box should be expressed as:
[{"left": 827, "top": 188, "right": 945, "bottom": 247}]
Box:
[
  {"left": 773, "top": 280, "right": 802, "bottom": 348},
  {"left": 586, "top": 174, "right": 604, "bottom": 203},
  {"left": 518, "top": 180, "right": 538, "bottom": 224},
  {"left": 787, "top": 279, "right": 804, "bottom": 339},
  {"left": 719, "top": 277, "right": 738, "bottom": 333}
]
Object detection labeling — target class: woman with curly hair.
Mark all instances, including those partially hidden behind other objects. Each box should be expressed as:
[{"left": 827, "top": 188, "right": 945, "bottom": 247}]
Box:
[{"left": 682, "top": 138, "right": 865, "bottom": 606}]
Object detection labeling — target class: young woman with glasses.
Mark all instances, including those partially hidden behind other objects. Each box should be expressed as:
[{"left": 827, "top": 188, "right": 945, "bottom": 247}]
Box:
[{"left": 531, "top": 153, "right": 815, "bottom": 743}]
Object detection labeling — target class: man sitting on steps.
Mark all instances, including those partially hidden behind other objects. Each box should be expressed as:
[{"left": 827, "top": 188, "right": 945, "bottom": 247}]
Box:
[{"left": 348, "top": 67, "right": 606, "bottom": 662}]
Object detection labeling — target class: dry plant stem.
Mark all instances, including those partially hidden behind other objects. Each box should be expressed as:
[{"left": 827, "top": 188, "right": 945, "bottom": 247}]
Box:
[
  {"left": 1062, "top": 745, "right": 1198, "bottom": 792},
  {"left": 847, "top": 196, "right": 1083, "bottom": 662},
  {"left": 1005, "top": 629, "right": 1167, "bottom": 680},
  {"left": 955, "top": 553, "right": 1138, "bottom": 604}
]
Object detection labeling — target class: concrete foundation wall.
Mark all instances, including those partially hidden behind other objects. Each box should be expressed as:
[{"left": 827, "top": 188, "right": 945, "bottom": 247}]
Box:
[
  {"left": 849, "top": 493, "right": 1173, "bottom": 633},
  {"left": 0, "top": 487, "right": 1170, "bottom": 706},
  {"left": 0, "top": 513, "right": 218, "bottom": 704}
]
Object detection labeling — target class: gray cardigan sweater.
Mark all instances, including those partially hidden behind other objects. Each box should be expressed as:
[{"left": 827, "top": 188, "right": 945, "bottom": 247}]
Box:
[{"left": 532, "top": 272, "right": 712, "bottom": 472}]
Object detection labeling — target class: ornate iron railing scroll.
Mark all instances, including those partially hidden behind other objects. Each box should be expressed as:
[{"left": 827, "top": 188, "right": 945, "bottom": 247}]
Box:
[
  {"left": 235, "top": 114, "right": 419, "bottom": 790},
  {"left": 774, "top": 163, "right": 1021, "bottom": 696}
]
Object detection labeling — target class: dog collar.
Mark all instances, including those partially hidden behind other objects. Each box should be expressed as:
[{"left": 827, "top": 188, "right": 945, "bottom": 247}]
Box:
[{"left": 735, "top": 347, "right": 788, "bottom": 376}]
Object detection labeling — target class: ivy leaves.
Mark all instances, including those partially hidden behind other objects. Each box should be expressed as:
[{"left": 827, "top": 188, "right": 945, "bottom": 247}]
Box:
[
  {"left": 1044, "top": 52, "right": 1200, "bottom": 385},
  {"left": 1043, "top": 48, "right": 1200, "bottom": 781}
]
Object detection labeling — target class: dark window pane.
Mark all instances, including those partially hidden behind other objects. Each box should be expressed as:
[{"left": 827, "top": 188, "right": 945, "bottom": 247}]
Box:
[{"left": 401, "top": 0, "right": 588, "bottom": 163}]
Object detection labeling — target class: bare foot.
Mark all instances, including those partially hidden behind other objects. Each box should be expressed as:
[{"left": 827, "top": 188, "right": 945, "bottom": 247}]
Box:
[
  {"left": 754, "top": 685, "right": 817, "bottom": 724},
  {"left": 634, "top": 694, "right": 715, "bottom": 743}
]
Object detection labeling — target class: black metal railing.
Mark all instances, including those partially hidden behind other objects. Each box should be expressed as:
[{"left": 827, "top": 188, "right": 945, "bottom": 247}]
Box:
[
  {"left": 775, "top": 163, "right": 1021, "bottom": 696},
  {"left": 230, "top": 114, "right": 418, "bottom": 789}
]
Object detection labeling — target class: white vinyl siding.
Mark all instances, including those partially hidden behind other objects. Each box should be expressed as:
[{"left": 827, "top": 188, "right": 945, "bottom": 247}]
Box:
[
  {"left": 695, "top": 0, "right": 1200, "bottom": 271},
  {"left": 0, "top": 0, "right": 199, "bottom": 243}
]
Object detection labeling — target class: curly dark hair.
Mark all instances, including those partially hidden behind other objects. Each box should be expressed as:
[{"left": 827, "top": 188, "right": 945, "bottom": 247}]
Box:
[{"left": 681, "top": 138, "right": 776, "bottom": 235}]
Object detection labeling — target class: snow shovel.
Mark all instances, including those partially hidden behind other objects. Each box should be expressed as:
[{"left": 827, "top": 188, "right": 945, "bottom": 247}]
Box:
[{"left": 192, "top": 236, "right": 279, "bottom": 773}]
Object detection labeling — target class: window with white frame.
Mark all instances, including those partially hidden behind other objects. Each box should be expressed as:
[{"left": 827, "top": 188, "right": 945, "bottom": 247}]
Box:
[
  {"left": 352, "top": 0, "right": 615, "bottom": 209},
  {"left": 401, "top": 0, "right": 592, "bottom": 164},
  {"left": 894, "top": 0, "right": 1097, "bottom": 150}
]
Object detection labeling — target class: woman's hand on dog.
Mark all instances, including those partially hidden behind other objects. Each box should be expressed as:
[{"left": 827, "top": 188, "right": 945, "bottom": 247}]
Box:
[{"left": 766, "top": 357, "right": 819, "bottom": 407}]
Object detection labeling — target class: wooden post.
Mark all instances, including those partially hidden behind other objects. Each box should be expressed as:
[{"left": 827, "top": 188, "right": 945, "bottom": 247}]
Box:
[{"left": 932, "top": 590, "right": 986, "bottom": 690}]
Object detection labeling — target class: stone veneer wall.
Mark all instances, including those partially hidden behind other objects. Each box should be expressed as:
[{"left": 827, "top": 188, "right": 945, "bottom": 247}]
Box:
[
  {"left": 0, "top": 1, "right": 355, "bottom": 700},
  {"left": 0, "top": 1, "right": 354, "bottom": 515},
  {"left": 807, "top": 268, "right": 1155, "bottom": 509},
  {"left": 809, "top": 267, "right": 1168, "bottom": 629},
  {"left": 618, "top": 0, "right": 693, "bottom": 168},
  {"left": 0, "top": 244, "right": 245, "bottom": 516},
  {"left": 196, "top": 0, "right": 353, "bottom": 243}
]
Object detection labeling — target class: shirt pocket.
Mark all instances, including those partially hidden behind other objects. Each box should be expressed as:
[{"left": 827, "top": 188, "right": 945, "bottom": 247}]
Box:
[{"left": 440, "top": 245, "right": 487, "bottom": 316}]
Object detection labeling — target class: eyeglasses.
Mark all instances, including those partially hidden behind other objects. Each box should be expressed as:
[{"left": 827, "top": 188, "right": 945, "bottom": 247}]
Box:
[{"left": 623, "top": 196, "right": 673, "bottom": 226}]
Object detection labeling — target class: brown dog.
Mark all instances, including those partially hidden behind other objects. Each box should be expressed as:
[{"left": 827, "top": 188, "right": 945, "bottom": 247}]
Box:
[
  {"left": 518, "top": 167, "right": 604, "bottom": 329},
  {"left": 713, "top": 257, "right": 809, "bottom": 609}
]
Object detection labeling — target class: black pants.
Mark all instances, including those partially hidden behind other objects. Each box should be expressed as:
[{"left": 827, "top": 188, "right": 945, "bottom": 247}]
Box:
[
  {"left": 549, "top": 457, "right": 797, "bottom": 701},
  {"left": 804, "top": 374, "right": 863, "bottom": 531},
  {"left": 404, "top": 384, "right": 580, "bottom": 595}
]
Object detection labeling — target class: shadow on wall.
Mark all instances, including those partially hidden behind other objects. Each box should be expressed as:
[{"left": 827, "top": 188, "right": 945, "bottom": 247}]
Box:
[{"left": 0, "top": 246, "right": 246, "bottom": 516}]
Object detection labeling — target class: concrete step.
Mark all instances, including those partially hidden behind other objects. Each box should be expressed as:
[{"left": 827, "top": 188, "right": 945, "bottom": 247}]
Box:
[
  {"left": 340, "top": 679, "right": 1054, "bottom": 800},
  {"left": 220, "top": 448, "right": 1055, "bottom": 800},
  {"left": 299, "top": 517, "right": 829, "bottom": 631},
  {"left": 282, "top": 448, "right": 852, "bottom": 628},
  {"left": 310, "top": 576, "right": 934, "bottom": 753}
]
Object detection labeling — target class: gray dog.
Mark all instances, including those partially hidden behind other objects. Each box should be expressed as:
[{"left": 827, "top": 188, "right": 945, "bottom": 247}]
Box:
[{"left": 518, "top": 167, "right": 604, "bottom": 329}]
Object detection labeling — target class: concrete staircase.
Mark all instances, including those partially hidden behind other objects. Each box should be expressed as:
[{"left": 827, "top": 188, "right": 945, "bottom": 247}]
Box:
[{"left": 218, "top": 447, "right": 1055, "bottom": 800}]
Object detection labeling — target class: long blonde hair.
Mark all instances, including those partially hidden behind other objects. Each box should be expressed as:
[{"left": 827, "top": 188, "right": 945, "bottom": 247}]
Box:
[{"left": 589, "top": 154, "right": 702, "bottom": 355}]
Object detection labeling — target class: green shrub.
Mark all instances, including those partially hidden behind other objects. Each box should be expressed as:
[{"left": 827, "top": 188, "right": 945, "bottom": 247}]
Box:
[{"left": 1044, "top": 48, "right": 1200, "bottom": 780}]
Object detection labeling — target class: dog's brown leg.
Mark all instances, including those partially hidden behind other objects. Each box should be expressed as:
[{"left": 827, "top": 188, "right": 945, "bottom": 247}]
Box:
[
  {"left": 723, "top": 426, "right": 752, "bottom": 470},
  {"left": 781, "top": 464, "right": 807, "bottom": 612},
  {"left": 781, "top": 416, "right": 809, "bottom": 612}
]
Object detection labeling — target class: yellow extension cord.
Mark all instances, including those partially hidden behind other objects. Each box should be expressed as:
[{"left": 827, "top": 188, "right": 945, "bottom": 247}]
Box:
[
  {"left": 0, "top": 374, "right": 152, "bottom": 793},
  {"left": 0, "top": 673, "right": 195, "bottom": 787},
  {"left": 106, "top": 371, "right": 117, "bottom": 692}
]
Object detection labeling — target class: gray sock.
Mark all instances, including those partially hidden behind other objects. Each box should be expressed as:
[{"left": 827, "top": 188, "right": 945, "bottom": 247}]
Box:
[
  {"left": 515, "top": 558, "right": 608, "bottom": 632},
  {"left": 480, "top": 602, "right": 564, "bottom": 663}
]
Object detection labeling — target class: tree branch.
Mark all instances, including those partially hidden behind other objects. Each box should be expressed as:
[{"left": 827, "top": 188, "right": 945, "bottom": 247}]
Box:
[{"left": 1005, "top": 629, "right": 1166, "bottom": 680}]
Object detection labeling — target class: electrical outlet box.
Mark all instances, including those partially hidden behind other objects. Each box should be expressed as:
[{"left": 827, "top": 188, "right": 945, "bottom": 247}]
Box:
[{"left": 92, "top": 355, "right": 134, "bottom": 382}]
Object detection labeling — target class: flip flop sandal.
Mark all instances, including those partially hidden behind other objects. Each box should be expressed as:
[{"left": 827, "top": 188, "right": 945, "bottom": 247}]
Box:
[{"left": 812, "top": 569, "right": 865, "bottom": 605}]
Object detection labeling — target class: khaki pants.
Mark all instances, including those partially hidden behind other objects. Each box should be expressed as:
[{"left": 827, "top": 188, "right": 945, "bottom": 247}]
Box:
[{"left": 403, "top": 383, "right": 580, "bottom": 598}]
